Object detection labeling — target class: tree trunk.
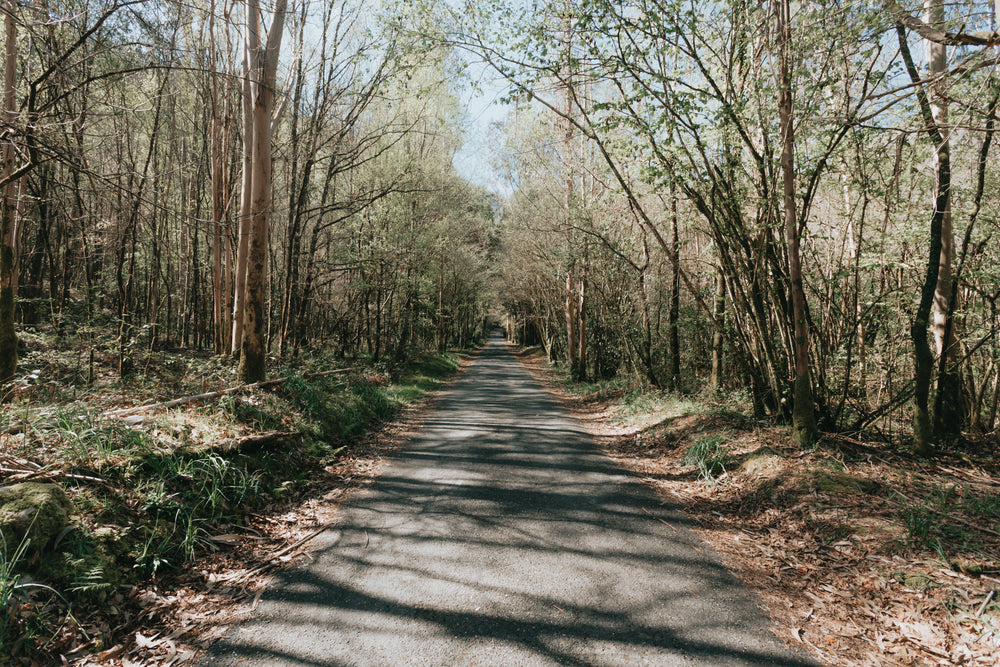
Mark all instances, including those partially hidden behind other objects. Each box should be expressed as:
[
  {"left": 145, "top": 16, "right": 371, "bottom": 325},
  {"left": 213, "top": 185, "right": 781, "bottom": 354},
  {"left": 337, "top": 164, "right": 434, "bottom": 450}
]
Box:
[
  {"left": 565, "top": 270, "right": 578, "bottom": 377},
  {"left": 209, "top": 6, "right": 231, "bottom": 355},
  {"left": 925, "top": 0, "right": 963, "bottom": 437},
  {"left": 668, "top": 189, "right": 681, "bottom": 389},
  {"left": 278, "top": 12, "right": 307, "bottom": 357},
  {"left": 577, "top": 255, "right": 587, "bottom": 381},
  {"left": 776, "top": 0, "right": 816, "bottom": 446},
  {"left": 231, "top": 46, "right": 254, "bottom": 356},
  {"left": 710, "top": 271, "right": 726, "bottom": 393},
  {"left": 638, "top": 236, "right": 659, "bottom": 388},
  {"left": 238, "top": 0, "right": 287, "bottom": 383},
  {"left": 561, "top": 1, "right": 583, "bottom": 381},
  {"left": 897, "top": 25, "right": 946, "bottom": 455},
  {"left": 0, "top": 1, "right": 18, "bottom": 381}
]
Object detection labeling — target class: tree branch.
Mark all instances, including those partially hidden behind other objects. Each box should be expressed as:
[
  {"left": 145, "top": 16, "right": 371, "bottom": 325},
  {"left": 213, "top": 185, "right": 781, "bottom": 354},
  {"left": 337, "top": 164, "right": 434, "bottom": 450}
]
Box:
[{"left": 886, "top": 0, "right": 1000, "bottom": 46}]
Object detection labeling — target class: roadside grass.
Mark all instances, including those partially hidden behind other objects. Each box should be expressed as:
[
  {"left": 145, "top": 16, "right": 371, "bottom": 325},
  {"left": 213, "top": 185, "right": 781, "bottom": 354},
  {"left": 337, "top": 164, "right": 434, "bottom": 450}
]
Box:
[
  {"left": 0, "top": 346, "right": 467, "bottom": 664},
  {"left": 519, "top": 355, "right": 1000, "bottom": 666},
  {"left": 682, "top": 433, "right": 730, "bottom": 481},
  {"left": 524, "top": 350, "right": 748, "bottom": 437}
]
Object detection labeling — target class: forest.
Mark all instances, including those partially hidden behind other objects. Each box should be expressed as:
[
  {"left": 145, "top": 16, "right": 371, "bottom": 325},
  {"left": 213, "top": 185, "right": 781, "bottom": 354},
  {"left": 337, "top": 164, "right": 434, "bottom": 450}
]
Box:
[{"left": 1, "top": 0, "right": 999, "bottom": 664}]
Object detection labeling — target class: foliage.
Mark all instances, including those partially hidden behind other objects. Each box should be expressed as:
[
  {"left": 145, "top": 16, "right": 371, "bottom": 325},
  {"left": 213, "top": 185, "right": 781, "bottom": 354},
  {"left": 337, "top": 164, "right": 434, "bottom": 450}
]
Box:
[
  {"left": 682, "top": 434, "right": 730, "bottom": 481},
  {"left": 454, "top": 0, "right": 1000, "bottom": 454}
]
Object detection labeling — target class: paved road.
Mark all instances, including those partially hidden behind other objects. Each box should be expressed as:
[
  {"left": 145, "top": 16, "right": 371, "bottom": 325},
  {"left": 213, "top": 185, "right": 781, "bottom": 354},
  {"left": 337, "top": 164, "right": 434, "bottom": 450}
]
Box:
[{"left": 203, "top": 333, "right": 814, "bottom": 666}]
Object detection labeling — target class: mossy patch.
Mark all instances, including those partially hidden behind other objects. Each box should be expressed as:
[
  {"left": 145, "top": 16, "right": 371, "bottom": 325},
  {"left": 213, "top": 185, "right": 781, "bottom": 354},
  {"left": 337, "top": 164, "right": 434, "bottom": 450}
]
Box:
[
  {"left": 45, "top": 526, "right": 125, "bottom": 598},
  {"left": 739, "top": 449, "right": 784, "bottom": 476},
  {"left": 893, "top": 570, "right": 937, "bottom": 591},
  {"left": 0, "top": 482, "right": 74, "bottom": 554},
  {"left": 799, "top": 468, "right": 878, "bottom": 495},
  {"left": 945, "top": 558, "right": 983, "bottom": 577}
]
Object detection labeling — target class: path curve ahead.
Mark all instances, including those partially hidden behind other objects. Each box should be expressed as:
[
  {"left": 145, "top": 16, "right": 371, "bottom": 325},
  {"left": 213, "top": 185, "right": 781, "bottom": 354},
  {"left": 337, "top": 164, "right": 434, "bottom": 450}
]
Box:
[{"left": 204, "top": 333, "right": 814, "bottom": 666}]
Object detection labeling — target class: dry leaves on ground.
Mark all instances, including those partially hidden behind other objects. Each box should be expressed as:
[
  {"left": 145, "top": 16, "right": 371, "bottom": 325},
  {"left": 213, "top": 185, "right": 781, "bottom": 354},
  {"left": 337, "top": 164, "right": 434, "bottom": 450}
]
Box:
[{"left": 517, "top": 350, "right": 1000, "bottom": 667}]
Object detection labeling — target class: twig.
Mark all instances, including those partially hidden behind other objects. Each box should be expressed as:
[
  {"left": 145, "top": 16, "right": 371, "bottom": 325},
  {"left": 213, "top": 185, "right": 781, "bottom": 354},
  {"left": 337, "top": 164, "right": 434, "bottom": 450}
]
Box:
[
  {"left": 222, "top": 520, "right": 339, "bottom": 585},
  {"left": 178, "top": 431, "right": 302, "bottom": 456},
  {"left": 0, "top": 454, "right": 42, "bottom": 469},
  {"left": 976, "top": 590, "right": 995, "bottom": 618},
  {"left": 270, "top": 522, "right": 337, "bottom": 561},
  {"left": 0, "top": 465, "right": 35, "bottom": 473},
  {"left": 642, "top": 506, "right": 677, "bottom": 530},
  {"left": 1, "top": 467, "right": 109, "bottom": 486},
  {"left": 933, "top": 464, "right": 999, "bottom": 489},
  {"left": 901, "top": 633, "right": 951, "bottom": 660},
  {"left": 1, "top": 384, "right": 32, "bottom": 404},
  {"left": 1, "top": 423, "right": 24, "bottom": 435}
]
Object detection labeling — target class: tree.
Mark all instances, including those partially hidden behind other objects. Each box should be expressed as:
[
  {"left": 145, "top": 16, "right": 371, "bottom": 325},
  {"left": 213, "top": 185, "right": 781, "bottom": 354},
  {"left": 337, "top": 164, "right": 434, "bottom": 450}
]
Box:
[
  {"left": 891, "top": 0, "right": 1000, "bottom": 451},
  {"left": 775, "top": 0, "right": 816, "bottom": 445},
  {"left": 237, "top": 0, "right": 288, "bottom": 382},
  {"left": 0, "top": 0, "right": 18, "bottom": 381},
  {"left": 921, "top": 0, "right": 962, "bottom": 438},
  {"left": 208, "top": 0, "right": 236, "bottom": 355}
]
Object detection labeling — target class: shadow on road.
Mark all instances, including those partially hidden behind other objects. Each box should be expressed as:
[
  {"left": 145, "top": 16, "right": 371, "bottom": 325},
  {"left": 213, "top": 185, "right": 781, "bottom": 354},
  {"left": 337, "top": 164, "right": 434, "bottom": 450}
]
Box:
[{"left": 203, "top": 333, "right": 815, "bottom": 666}]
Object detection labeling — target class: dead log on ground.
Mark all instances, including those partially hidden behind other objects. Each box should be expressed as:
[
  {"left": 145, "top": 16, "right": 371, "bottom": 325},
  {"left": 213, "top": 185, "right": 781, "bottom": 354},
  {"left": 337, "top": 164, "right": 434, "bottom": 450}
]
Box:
[
  {"left": 205, "top": 430, "right": 302, "bottom": 455},
  {"left": 103, "top": 368, "right": 354, "bottom": 419}
]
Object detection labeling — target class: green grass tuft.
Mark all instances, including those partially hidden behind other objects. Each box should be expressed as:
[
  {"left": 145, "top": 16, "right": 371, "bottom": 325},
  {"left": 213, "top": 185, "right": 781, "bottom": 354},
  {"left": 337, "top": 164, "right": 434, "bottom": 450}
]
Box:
[{"left": 682, "top": 434, "right": 729, "bottom": 481}]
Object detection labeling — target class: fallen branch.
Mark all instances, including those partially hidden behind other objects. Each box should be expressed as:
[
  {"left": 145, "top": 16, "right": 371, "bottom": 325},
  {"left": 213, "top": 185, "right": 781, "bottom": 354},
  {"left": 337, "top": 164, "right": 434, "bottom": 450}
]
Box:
[
  {"left": 641, "top": 506, "right": 678, "bottom": 531},
  {"left": 222, "top": 520, "right": 339, "bottom": 585},
  {"left": 176, "top": 431, "right": 302, "bottom": 456},
  {"left": 1, "top": 466, "right": 109, "bottom": 486},
  {"left": 975, "top": 590, "right": 995, "bottom": 618},
  {"left": 0, "top": 454, "right": 42, "bottom": 470},
  {"left": 901, "top": 632, "right": 951, "bottom": 661},
  {"left": 1, "top": 421, "right": 25, "bottom": 436},
  {"left": 103, "top": 368, "right": 354, "bottom": 419}
]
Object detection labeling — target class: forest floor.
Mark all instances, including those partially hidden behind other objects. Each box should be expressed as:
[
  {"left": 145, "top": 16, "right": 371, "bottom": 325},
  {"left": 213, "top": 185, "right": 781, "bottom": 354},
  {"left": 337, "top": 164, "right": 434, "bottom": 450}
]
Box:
[
  {"left": 0, "top": 327, "right": 475, "bottom": 665},
  {"left": 517, "top": 348, "right": 1000, "bottom": 667}
]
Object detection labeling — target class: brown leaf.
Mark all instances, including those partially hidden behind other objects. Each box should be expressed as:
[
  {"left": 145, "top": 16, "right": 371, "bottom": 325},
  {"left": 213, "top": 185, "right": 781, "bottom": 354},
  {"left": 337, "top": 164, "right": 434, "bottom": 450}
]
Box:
[{"left": 96, "top": 644, "right": 124, "bottom": 660}]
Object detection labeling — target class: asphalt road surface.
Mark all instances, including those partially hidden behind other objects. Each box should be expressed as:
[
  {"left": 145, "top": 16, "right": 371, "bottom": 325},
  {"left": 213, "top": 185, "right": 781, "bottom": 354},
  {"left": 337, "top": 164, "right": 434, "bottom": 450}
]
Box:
[{"left": 203, "top": 332, "right": 815, "bottom": 666}]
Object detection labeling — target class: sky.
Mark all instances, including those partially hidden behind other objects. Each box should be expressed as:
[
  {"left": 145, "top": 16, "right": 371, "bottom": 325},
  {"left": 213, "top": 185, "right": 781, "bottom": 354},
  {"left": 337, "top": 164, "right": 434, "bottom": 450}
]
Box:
[{"left": 451, "top": 62, "right": 513, "bottom": 196}]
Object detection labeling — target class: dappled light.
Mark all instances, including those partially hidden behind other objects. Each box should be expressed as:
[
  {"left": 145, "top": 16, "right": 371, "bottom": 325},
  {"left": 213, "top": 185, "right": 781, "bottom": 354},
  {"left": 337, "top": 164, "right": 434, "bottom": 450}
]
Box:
[
  {"left": 205, "top": 334, "right": 811, "bottom": 666},
  {"left": 2, "top": 0, "right": 1000, "bottom": 663}
]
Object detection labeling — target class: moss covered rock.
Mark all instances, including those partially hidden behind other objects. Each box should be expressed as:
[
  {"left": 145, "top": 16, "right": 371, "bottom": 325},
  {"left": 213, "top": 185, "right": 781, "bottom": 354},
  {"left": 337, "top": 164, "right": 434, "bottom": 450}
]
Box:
[
  {"left": 893, "top": 570, "right": 937, "bottom": 591},
  {"left": 739, "top": 450, "right": 783, "bottom": 476},
  {"left": 800, "top": 469, "right": 878, "bottom": 495},
  {"left": 0, "top": 482, "right": 74, "bottom": 553},
  {"left": 47, "top": 526, "right": 126, "bottom": 597}
]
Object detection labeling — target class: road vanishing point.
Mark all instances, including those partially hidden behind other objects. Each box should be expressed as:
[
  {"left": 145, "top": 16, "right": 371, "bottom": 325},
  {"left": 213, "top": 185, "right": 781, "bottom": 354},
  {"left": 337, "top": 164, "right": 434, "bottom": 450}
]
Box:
[{"left": 203, "top": 332, "right": 815, "bottom": 666}]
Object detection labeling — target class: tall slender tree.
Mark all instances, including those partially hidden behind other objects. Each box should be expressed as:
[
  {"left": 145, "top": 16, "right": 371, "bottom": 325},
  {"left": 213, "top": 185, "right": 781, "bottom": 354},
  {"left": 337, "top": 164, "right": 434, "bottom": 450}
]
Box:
[
  {"left": 0, "top": 0, "right": 18, "bottom": 381},
  {"left": 238, "top": 0, "right": 287, "bottom": 382},
  {"left": 923, "top": 0, "right": 964, "bottom": 436},
  {"left": 775, "top": 0, "right": 816, "bottom": 445}
]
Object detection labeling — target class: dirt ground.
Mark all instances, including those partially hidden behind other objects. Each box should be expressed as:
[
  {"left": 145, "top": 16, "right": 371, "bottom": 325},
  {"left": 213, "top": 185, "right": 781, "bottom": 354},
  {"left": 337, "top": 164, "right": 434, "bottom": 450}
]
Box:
[{"left": 516, "top": 350, "right": 1000, "bottom": 667}]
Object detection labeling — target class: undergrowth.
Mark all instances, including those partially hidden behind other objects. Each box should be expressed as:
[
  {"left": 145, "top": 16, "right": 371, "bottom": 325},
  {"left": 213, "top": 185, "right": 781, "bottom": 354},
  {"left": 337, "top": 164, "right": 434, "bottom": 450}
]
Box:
[{"left": 0, "top": 350, "right": 464, "bottom": 663}]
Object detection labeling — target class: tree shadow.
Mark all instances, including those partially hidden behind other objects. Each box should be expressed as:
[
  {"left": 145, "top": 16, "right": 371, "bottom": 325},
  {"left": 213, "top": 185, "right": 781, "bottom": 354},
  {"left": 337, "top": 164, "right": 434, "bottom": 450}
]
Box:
[{"left": 202, "top": 334, "right": 816, "bottom": 666}]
